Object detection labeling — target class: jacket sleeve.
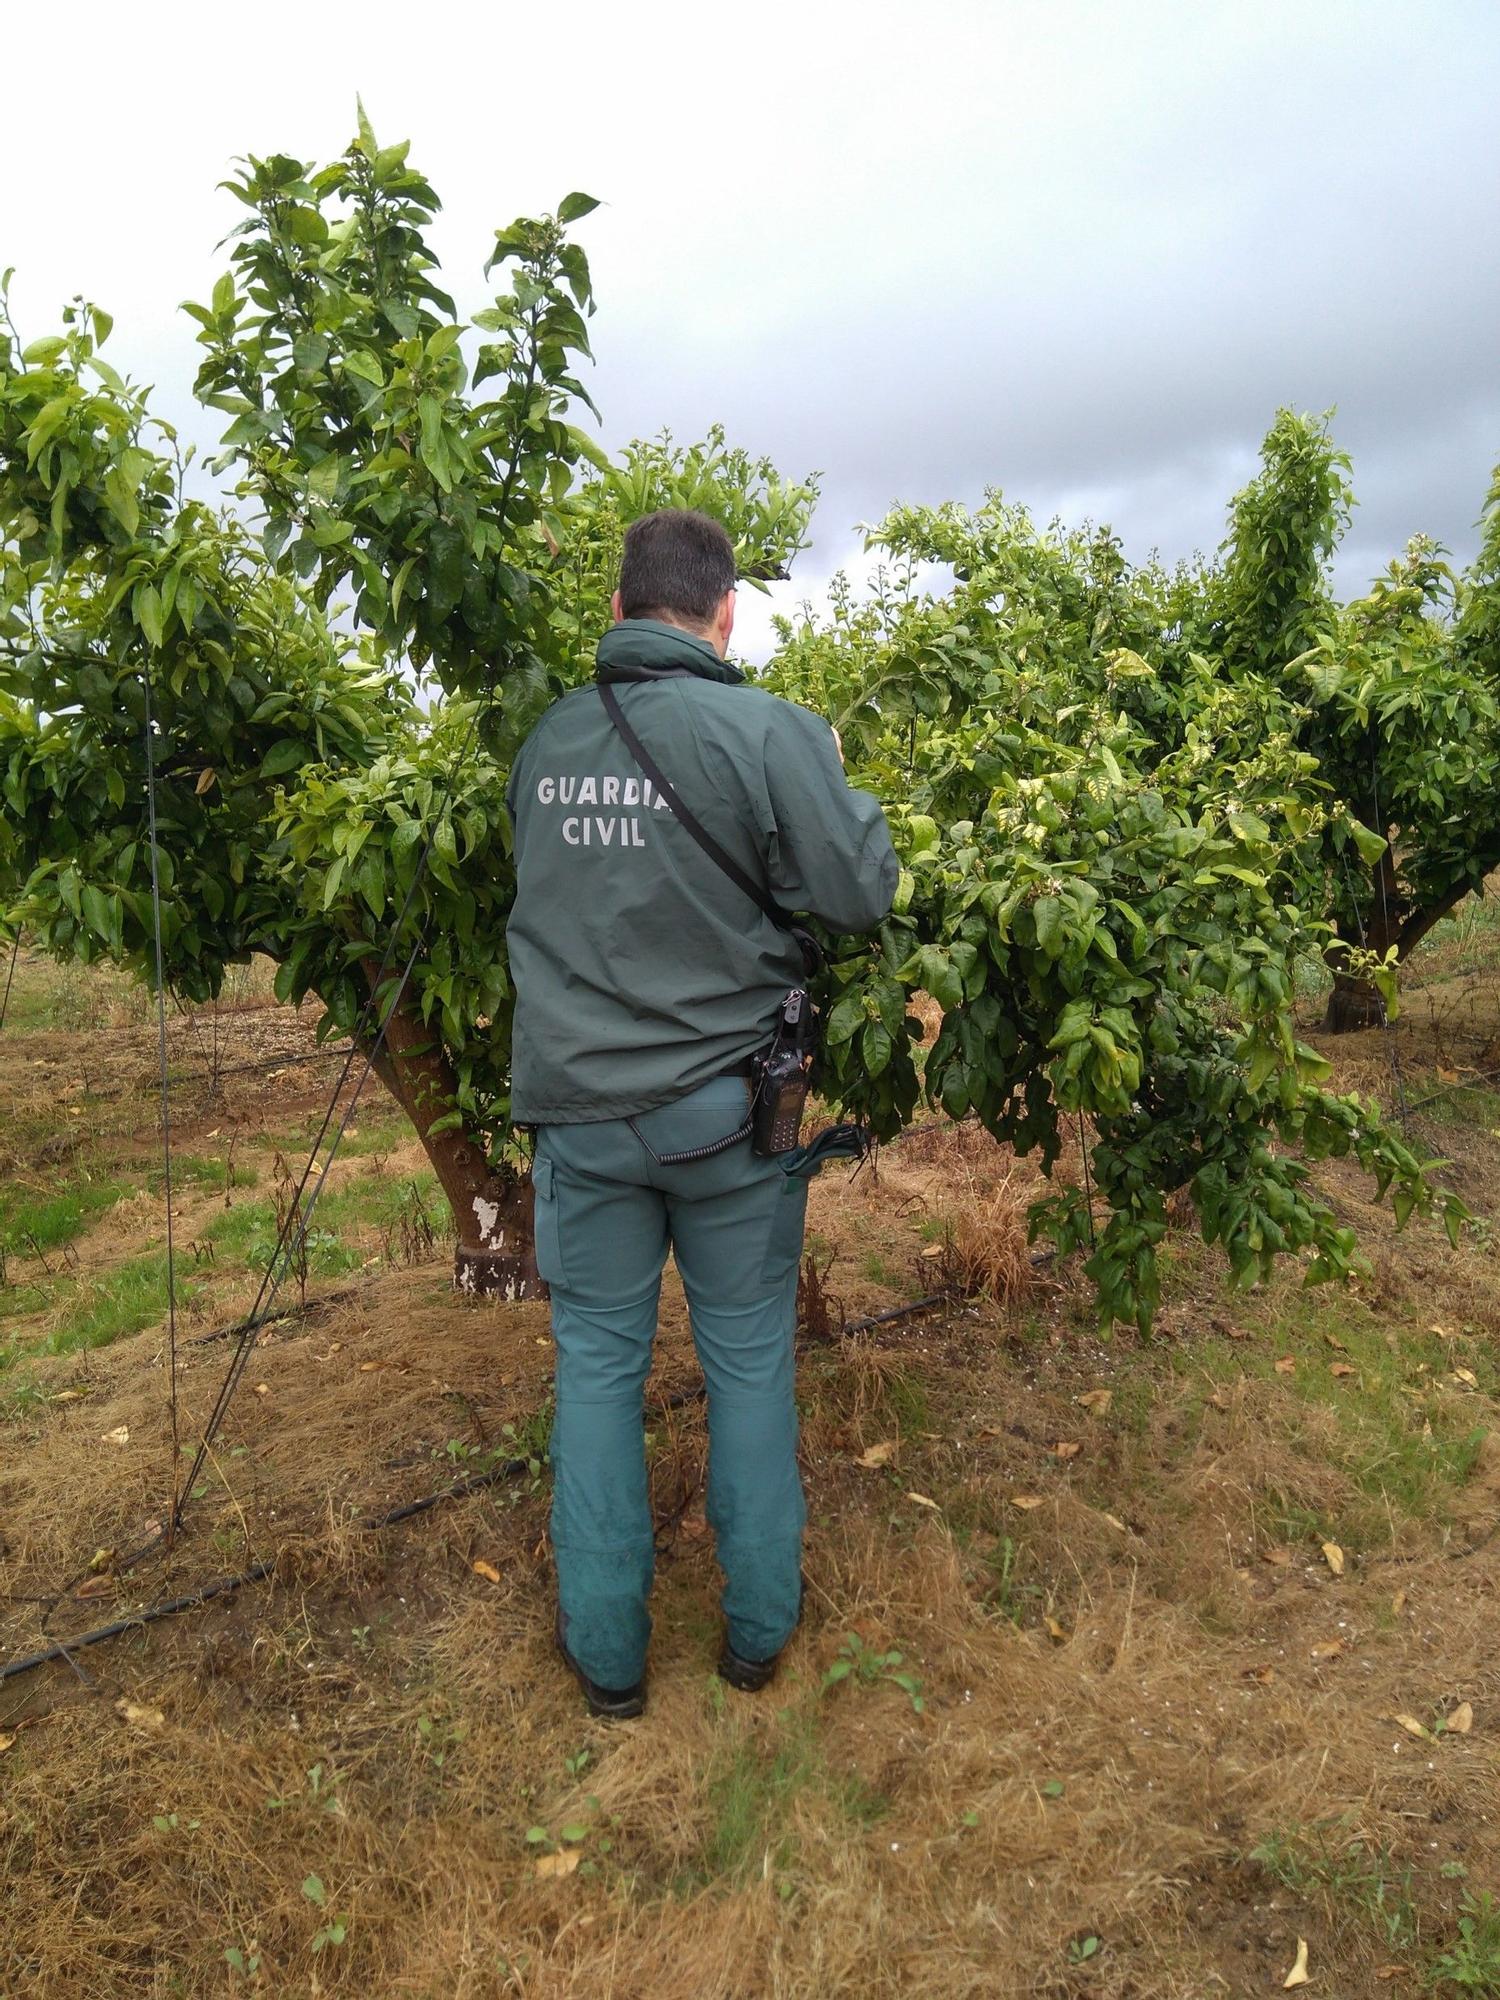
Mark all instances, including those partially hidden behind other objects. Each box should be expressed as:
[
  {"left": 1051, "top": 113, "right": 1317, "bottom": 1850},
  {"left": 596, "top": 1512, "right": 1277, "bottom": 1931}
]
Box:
[{"left": 762, "top": 701, "right": 899, "bottom": 934}]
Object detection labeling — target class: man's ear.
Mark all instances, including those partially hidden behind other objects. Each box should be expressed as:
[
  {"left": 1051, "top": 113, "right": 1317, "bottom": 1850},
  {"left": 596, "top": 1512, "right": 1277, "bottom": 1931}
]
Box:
[
  {"left": 715, "top": 587, "right": 736, "bottom": 649},
  {"left": 610, "top": 589, "right": 624, "bottom": 624}
]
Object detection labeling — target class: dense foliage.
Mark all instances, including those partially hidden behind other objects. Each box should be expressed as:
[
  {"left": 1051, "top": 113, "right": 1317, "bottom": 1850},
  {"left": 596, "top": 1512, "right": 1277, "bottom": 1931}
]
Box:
[{"left": 1, "top": 119, "right": 1487, "bottom": 1322}]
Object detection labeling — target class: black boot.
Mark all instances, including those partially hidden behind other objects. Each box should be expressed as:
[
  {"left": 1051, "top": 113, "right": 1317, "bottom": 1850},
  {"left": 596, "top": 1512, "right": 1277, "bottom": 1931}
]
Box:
[
  {"left": 717, "top": 1640, "right": 782, "bottom": 1693},
  {"left": 555, "top": 1615, "right": 645, "bottom": 1720},
  {"left": 717, "top": 1575, "right": 805, "bottom": 1694}
]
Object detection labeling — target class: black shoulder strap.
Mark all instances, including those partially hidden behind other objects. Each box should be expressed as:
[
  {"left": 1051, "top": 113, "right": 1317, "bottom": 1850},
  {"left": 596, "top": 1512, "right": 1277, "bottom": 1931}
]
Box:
[{"left": 598, "top": 682, "right": 795, "bottom": 929}]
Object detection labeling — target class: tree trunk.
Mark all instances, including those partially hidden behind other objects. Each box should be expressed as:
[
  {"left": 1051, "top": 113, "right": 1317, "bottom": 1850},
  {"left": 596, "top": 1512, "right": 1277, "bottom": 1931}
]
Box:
[
  {"left": 1322, "top": 968, "right": 1387, "bottom": 1033},
  {"left": 1321, "top": 857, "right": 1487, "bottom": 1034},
  {"left": 360, "top": 963, "right": 545, "bottom": 1300},
  {"left": 1322, "top": 843, "right": 1402, "bottom": 1035}
]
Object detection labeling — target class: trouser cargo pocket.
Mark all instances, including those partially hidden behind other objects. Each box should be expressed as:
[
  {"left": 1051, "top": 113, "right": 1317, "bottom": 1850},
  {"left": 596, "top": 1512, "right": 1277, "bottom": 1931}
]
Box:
[
  {"left": 531, "top": 1153, "right": 564, "bottom": 1286},
  {"left": 759, "top": 1164, "right": 810, "bottom": 1286}
]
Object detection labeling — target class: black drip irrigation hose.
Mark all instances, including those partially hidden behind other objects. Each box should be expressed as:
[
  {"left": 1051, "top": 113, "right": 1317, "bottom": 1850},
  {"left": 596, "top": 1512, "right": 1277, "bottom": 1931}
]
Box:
[
  {"left": 0, "top": 1383, "right": 717, "bottom": 1687},
  {"left": 192, "top": 1278, "right": 381, "bottom": 1345},
  {"left": 840, "top": 1292, "right": 949, "bottom": 1336},
  {"left": 0, "top": 1288, "right": 980, "bottom": 1687}
]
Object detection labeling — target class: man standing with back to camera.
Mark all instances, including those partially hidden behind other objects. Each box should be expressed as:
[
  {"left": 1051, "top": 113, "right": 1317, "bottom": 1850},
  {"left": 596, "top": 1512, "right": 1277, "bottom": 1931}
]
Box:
[{"left": 507, "top": 509, "right": 897, "bottom": 1717}]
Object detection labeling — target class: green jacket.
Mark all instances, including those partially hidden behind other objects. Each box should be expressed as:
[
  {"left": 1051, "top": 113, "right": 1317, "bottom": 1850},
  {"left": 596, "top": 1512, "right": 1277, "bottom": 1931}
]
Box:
[{"left": 506, "top": 619, "right": 898, "bottom": 1123}]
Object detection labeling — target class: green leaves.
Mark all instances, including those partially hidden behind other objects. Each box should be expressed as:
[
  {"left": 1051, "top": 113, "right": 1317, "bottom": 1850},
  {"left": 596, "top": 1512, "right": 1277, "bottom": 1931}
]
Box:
[
  {"left": 184, "top": 126, "right": 602, "bottom": 689},
  {"left": 770, "top": 458, "right": 1478, "bottom": 1329}
]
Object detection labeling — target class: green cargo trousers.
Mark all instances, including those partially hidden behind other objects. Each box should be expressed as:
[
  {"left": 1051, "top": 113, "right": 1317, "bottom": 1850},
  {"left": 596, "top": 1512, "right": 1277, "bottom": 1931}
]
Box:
[{"left": 533, "top": 1074, "right": 810, "bottom": 1691}]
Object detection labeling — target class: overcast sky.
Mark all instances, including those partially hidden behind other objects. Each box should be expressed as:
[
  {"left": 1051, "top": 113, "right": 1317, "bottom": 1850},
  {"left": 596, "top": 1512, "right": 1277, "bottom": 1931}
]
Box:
[{"left": 3, "top": 1, "right": 1496, "bottom": 660}]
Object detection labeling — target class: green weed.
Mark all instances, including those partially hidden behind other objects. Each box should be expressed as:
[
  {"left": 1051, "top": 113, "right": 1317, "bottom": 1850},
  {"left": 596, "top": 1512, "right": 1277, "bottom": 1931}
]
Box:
[
  {"left": 1429, "top": 1891, "right": 1500, "bottom": 1993},
  {"left": 821, "top": 1632, "right": 925, "bottom": 1713},
  {"left": 300, "top": 1873, "right": 348, "bottom": 1955},
  {"left": 1250, "top": 1818, "right": 1419, "bottom": 1954},
  {"left": 0, "top": 1179, "right": 126, "bottom": 1257},
  {"left": 0, "top": 1251, "right": 204, "bottom": 1373},
  {"left": 879, "top": 1369, "right": 932, "bottom": 1436}
]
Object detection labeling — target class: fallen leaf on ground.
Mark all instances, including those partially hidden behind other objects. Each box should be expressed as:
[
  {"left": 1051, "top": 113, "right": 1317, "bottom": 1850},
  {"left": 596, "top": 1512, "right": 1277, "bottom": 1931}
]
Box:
[
  {"left": 1274, "top": 1356, "right": 1296, "bottom": 1375},
  {"left": 114, "top": 1699, "right": 164, "bottom": 1732},
  {"left": 472, "top": 1560, "right": 502, "bottom": 1584},
  {"left": 359, "top": 1359, "right": 394, "bottom": 1373},
  {"left": 920, "top": 1243, "right": 944, "bottom": 1259},
  {"left": 1010, "top": 1494, "right": 1045, "bottom": 1511},
  {"left": 1310, "top": 1638, "right": 1344, "bottom": 1661},
  {"left": 1050, "top": 1441, "right": 1082, "bottom": 1461},
  {"left": 1044, "top": 1615, "right": 1068, "bottom": 1643},
  {"left": 1283, "top": 1935, "right": 1311, "bottom": 1987},
  {"left": 1246, "top": 1664, "right": 1276, "bottom": 1684},
  {"left": 906, "top": 1491, "right": 940, "bottom": 1509},
  {"left": 1226, "top": 1326, "right": 1249, "bottom": 1340},
  {"left": 1374, "top": 1970, "right": 1412, "bottom": 1983},
  {"left": 1451, "top": 1368, "right": 1478, "bottom": 1388},
  {"left": 1322, "top": 1541, "right": 1345, "bottom": 1576},
  {"left": 1331, "top": 1363, "right": 1357, "bottom": 1379},
  {"left": 856, "top": 1441, "right": 896, "bottom": 1469},
  {"left": 1103, "top": 1513, "right": 1128, "bottom": 1532},
  {"left": 1445, "top": 1701, "right": 1474, "bottom": 1735},
  {"left": 1392, "top": 1589, "right": 1408, "bottom": 1616},
  {"left": 1323, "top": 1332, "right": 1349, "bottom": 1352},
  {"left": 535, "top": 1849, "right": 580, "bottom": 1879},
  {"left": 253, "top": 1383, "right": 269, "bottom": 1398},
  {"left": 0, "top": 1732, "right": 16, "bottom": 1753},
  {"left": 1390, "top": 1712, "right": 1434, "bottom": 1741},
  {"left": 101, "top": 1426, "right": 130, "bottom": 1446},
  {"left": 1262, "top": 1547, "right": 1293, "bottom": 1567},
  {"left": 1430, "top": 1324, "right": 1452, "bottom": 1339},
  {"left": 75, "top": 1575, "right": 115, "bottom": 1600},
  {"left": 1075, "top": 1389, "right": 1112, "bottom": 1415},
  {"left": 1208, "top": 1387, "right": 1231, "bottom": 1410}
]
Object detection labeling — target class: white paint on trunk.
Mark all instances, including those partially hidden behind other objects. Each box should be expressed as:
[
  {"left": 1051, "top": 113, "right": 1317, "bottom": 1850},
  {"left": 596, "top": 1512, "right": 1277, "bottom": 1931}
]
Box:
[{"left": 470, "top": 1195, "right": 505, "bottom": 1248}]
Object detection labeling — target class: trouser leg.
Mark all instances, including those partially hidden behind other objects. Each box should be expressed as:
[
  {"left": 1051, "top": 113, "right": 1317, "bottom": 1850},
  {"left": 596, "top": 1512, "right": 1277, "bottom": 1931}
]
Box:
[
  {"left": 667, "top": 1155, "right": 809, "bottom": 1664},
  {"left": 532, "top": 1138, "right": 667, "bottom": 1691}
]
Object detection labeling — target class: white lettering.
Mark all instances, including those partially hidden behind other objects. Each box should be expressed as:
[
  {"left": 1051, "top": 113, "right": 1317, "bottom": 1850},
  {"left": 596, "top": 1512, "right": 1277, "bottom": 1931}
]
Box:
[
  {"left": 595, "top": 817, "right": 615, "bottom": 845},
  {"left": 562, "top": 817, "right": 580, "bottom": 845},
  {"left": 577, "top": 776, "right": 598, "bottom": 805},
  {"left": 631, "top": 819, "right": 646, "bottom": 846},
  {"left": 602, "top": 776, "right": 620, "bottom": 805},
  {"left": 558, "top": 776, "right": 576, "bottom": 805},
  {"left": 537, "top": 776, "right": 555, "bottom": 805},
  {"left": 622, "top": 777, "right": 640, "bottom": 806},
  {"left": 654, "top": 792, "right": 671, "bottom": 811}
]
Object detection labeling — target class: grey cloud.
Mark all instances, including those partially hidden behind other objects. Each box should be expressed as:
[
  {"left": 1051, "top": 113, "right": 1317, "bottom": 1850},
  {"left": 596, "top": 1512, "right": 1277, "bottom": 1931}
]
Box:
[{"left": 3, "top": 0, "right": 1495, "bottom": 643}]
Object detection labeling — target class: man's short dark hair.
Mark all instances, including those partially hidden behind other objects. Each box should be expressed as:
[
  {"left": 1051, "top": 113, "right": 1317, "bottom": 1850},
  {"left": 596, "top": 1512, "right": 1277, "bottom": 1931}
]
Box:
[{"left": 618, "top": 509, "right": 736, "bottom": 627}]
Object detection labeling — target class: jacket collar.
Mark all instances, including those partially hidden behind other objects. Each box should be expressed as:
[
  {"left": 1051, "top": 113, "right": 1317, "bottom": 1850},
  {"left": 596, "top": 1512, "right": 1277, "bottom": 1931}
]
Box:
[{"left": 595, "top": 617, "right": 745, "bottom": 686}]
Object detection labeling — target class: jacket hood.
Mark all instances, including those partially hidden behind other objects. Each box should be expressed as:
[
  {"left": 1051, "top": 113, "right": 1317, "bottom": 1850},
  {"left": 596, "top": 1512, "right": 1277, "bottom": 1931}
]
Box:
[{"left": 595, "top": 617, "right": 745, "bottom": 686}]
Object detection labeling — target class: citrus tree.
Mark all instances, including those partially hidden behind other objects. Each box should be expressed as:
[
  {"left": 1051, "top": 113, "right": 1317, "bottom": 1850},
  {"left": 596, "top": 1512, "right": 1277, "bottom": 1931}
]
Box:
[
  {"left": 1192, "top": 413, "right": 1500, "bottom": 1026},
  {"left": 765, "top": 511, "right": 1468, "bottom": 1331},
  {"left": 851, "top": 414, "right": 1500, "bottom": 1032},
  {"left": 0, "top": 115, "right": 811, "bottom": 1297}
]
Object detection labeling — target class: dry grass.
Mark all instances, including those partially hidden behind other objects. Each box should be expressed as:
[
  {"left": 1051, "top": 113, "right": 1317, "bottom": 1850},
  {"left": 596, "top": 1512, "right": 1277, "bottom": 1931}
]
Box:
[
  {"left": 3, "top": 948, "right": 1500, "bottom": 1996},
  {"left": 940, "top": 1165, "right": 1036, "bottom": 1309}
]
